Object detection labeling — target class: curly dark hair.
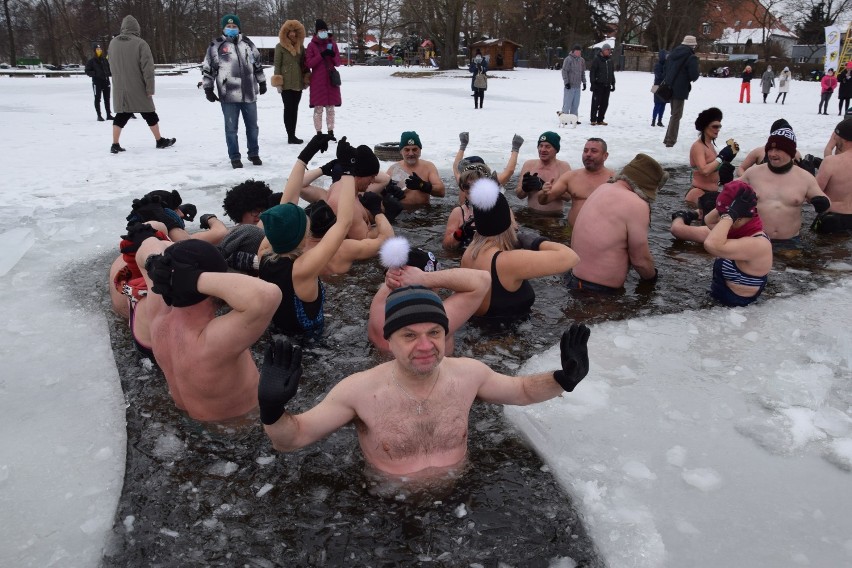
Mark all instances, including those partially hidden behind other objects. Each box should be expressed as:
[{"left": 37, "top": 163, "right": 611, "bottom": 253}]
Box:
[{"left": 222, "top": 179, "right": 273, "bottom": 223}]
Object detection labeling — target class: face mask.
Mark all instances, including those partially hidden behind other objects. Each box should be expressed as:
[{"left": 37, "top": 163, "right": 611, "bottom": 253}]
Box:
[
  {"left": 474, "top": 56, "right": 482, "bottom": 63},
  {"left": 318, "top": 31, "right": 329, "bottom": 39},
  {"left": 224, "top": 28, "right": 239, "bottom": 38}
]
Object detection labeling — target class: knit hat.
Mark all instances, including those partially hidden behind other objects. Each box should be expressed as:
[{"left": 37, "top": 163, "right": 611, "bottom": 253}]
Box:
[
  {"left": 351, "top": 145, "right": 381, "bottom": 177},
  {"left": 695, "top": 107, "right": 723, "bottom": 132},
  {"left": 770, "top": 118, "right": 791, "bottom": 133},
  {"left": 572, "top": 44, "right": 582, "bottom": 52},
  {"left": 620, "top": 153, "right": 668, "bottom": 202},
  {"left": 221, "top": 14, "right": 241, "bottom": 29},
  {"left": 716, "top": 180, "right": 758, "bottom": 218},
  {"left": 315, "top": 19, "right": 328, "bottom": 32},
  {"left": 161, "top": 240, "right": 228, "bottom": 307},
  {"left": 537, "top": 131, "right": 561, "bottom": 152},
  {"left": 145, "top": 189, "right": 182, "bottom": 209},
  {"left": 260, "top": 203, "right": 307, "bottom": 253},
  {"left": 400, "top": 131, "right": 422, "bottom": 149},
  {"left": 765, "top": 127, "right": 797, "bottom": 158},
  {"left": 682, "top": 35, "right": 697, "bottom": 47},
  {"left": 218, "top": 223, "right": 265, "bottom": 258},
  {"left": 383, "top": 285, "right": 449, "bottom": 339},
  {"left": 470, "top": 178, "right": 512, "bottom": 236},
  {"left": 835, "top": 117, "right": 852, "bottom": 141},
  {"left": 601, "top": 43, "right": 612, "bottom": 51},
  {"left": 305, "top": 200, "right": 336, "bottom": 237}
]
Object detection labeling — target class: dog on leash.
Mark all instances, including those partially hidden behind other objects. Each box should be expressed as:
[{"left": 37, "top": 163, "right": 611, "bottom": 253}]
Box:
[{"left": 557, "top": 111, "right": 578, "bottom": 128}]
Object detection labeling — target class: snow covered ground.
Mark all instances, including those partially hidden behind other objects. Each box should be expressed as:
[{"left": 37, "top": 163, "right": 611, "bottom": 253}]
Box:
[{"left": 1, "top": 64, "right": 850, "bottom": 567}]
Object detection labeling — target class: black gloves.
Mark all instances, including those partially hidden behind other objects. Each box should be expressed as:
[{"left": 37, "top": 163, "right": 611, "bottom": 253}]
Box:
[
  {"left": 453, "top": 218, "right": 476, "bottom": 242},
  {"left": 564, "top": 82, "right": 570, "bottom": 89},
  {"left": 259, "top": 82, "right": 267, "bottom": 95},
  {"left": 811, "top": 195, "right": 830, "bottom": 214},
  {"left": 517, "top": 229, "right": 548, "bottom": 251},
  {"left": 199, "top": 213, "right": 217, "bottom": 229},
  {"left": 718, "top": 162, "right": 735, "bottom": 186},
  {"left": 204, "top": 88, "right": 218, "bottom": 102},
  {"left": 120, "top": 223, "right": 159, "bottom": 254},
  {"left": 382, "top": 179, "right": 405, "bottom": 201},
  {"left": 358, "top": 192, "right": 383, "bottom": 217},
  {"left": 321, "top": 48, "right": 334, "bottom": 58},
  {"left": 336, "top": 136, "right": 358, "bottom": 175},
  {"left": 405, "top": 172, "right": 433, "bottom": 194},
  {"left": 552, "top": 324, "right": 591, "bottom": 392},
  {"left": 297, "top": 133, "right": 333, "bottom": 165},
  {"left": 320, "top": 159, "right": 342, "bottom": 182},
  {"left": 717, "top": 139, "right": 739, "bottom": 164},
  {"left": 727, "top": 187, "right": 758, "bottom": 221},
  {"left": 227, "top": 251, "right": 258, "bottom": 273},
  {"left": 610, "top": 84, "right": 615, "bottom": 92},
  {"left": 178, "top": 203, "right": 197, "bottom": 222},
  {"left": 521, "top": 172, "right": 545, "bottom": 193},
  {"left": 144, "top": 252, "right": 204, "bottom": 307},
  {"left": 127, "top": 196, "right": 181, "bottom": 231},
  {"left": 671, "top": 210, "right": 699, "bottom": 225},
  {"left": 582, "top": 83, "right": 587, "bottom": 91},
  {"left": 798, "top": 154, "right": 822, "bottom": 176},
  {"left": 258, "top": 338, "right": 303, "bottom": 425}
]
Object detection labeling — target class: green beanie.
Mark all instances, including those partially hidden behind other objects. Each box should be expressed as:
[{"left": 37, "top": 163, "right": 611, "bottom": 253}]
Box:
[
  {"left": 221, "top": 14, "right": 241, "bottom": 29},
  {"left": 400, "top": 131, "right": 422, "bottom": 149},
  {"left": 260, "top": 203, "right": 307, "bottom": 253},
  {"left": 537, "top": 131, "right": 561, "bottom": 152}
]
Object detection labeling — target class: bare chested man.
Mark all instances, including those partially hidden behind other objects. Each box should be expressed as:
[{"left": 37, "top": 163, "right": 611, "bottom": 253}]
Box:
[
  {"left": 736, "top": 119, "right": 802, "bottom": 176},
  {"left": 385, "top": 131, "right": 446, "bottom": 207},
  {"left": 515, "top": 131, "right": 571, "bottom": 216},
  {"left": 132, "top": 237, "right": 281, "bottom": 422},
  {"left": 538, "top": 137, "right": 614, "bottom": 226},
  {"left": 814, "top": 118, "right": 852, "bottom": 233},
  {"left": 567, "top": 154, "right": 667, "bottom": 291},
  {"left": 740, "top": 127, "right": 830, "bottom": 248},
  {"left": 258, "top": 287, "right": 591, "bottom": 477}
]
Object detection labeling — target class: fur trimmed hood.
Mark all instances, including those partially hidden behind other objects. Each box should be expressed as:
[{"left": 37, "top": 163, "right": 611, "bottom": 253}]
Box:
[{"left": 279, "top": 20, "right": 306, "bottom": 56}]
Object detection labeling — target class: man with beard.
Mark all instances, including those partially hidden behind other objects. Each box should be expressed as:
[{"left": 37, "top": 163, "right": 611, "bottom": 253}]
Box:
[
  {"left": 537, "top": 138, "right": 614, "bottom": 226},
  {"left": 385, "top": 131, "right": 446, "bottom": 207},
  {"left": 739, "top": 127, "right": 829, "bottom": 250},
  {"left": 515, "top": 131, "right": 572, "bottom": 216}
]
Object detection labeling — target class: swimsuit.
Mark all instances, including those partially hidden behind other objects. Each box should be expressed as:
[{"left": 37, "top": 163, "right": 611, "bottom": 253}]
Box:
[
  {"left": 128, "top": 300, "right": 155, "bottom": 358},
  {"left": 812, "top": 212, "right": 852, "bottom": 234},
  {"left": 483, "top": 251, "right": 535, "bottom": 317},
  {"left": 709, "top": 238, "right": 769, "bottom": 307},
  {"left": 564, "top": 271, "right": 622, "bottom": 294},
  {"left": 259, "top": 256, "right": 325, "bottom": 336},
  {"left": 114, "top": 264, "right": 154, "bottom": 357},
  {"left": 770, "top": 234, "right": 802, "bottom": 251}
]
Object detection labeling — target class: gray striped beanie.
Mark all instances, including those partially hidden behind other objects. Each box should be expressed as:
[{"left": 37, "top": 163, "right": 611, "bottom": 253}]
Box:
[{"left": 383, "top": 285, "right": 448, "bottom": 339}]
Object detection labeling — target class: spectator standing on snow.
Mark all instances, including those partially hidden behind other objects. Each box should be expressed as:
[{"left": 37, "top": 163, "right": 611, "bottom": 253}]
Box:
[
  {"left": 561, "top": 45, "right": 587, "bottom": 119},
  {"left": 305, "top": 19, "right": 341, "bottom": 139},
  {"left": 760, "top": 65, "right": 775, "bottom": 103},
  {"left": 662, "top": 35, "right": 700, "bottom": 147},
  {"left": 85, "top": 43, "right": 113, "bottom": 122},
  {"left": 775, "top": 67, "right": 791, "bottom": 105}
]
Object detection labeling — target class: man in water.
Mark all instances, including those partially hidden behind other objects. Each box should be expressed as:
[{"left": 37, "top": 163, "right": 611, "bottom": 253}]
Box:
[
  {"left": 537, "top": 137, "right": 614, "bottom": 226},
  {"left": 259, "top": 286, "right": 591, "bottom": 477},
  {"left": 813, "top": 118, "right": 852, "bottom": 234},
  {"left": 131, "top": 236, "right": 281, "bottom": 422},
  {"left": 514, "top": 131, "right": 572, "bottom": 216},
  {"left": 385, "top": 131, "right": 446, "bottom": 207},
  {"left": 739, "top": 127, "right": 829, "bottom": 249},
  {"left": 567, "top": 153, "right": 666, "bottom": 291}
]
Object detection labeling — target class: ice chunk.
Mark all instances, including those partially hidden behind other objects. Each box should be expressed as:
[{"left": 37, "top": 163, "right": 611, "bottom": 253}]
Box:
[
  {"left": 548, "top": 556, "right": 578, "bottom": 568},
  {"left": 255, "top": 455, "right": 275, "bottom": 465},
  {"left": 666, "top": 446, "right": 687, "bottom": 467},
  {"left": 0, "top": 228, "right": 35, "bottom": 276},
  {"left": 152, "top": 432, "right": 185, "bottom": 461},
  {"left": 823, "top": 438, "right": 852, "bottom": 471},
  {"left": 123, "top": 515, "right": 135, "bottom": 532},
  {"left": 453, "top": 503, "right": 467, "bottom": 518},
  {"left": 622, "top": 460, "right": 657, "bottom": 481},
  {"left": 681, "top": 468, "right": 722, "bottom": 492},
  {"left": 256, "top": 483, "right": 274, "bottom": 497},
  {"left": 813, "top": 407, "right": 852, "bottom": 438},
  {"left": 207, "top": 460, "right": 238, "bottom": 477}
]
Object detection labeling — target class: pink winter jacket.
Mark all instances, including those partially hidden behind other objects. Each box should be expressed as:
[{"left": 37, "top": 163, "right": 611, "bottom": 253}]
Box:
[
  {"left": 822, "top": 74, "right": 838, "bottom": 94},
  {"left": 305, "top": 34, "right": 342, "bottom": 107}
]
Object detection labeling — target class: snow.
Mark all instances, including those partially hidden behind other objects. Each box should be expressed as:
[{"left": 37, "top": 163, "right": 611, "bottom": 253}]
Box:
[{"left": 1, "top": 65, "right": 850, "bottom": 567}]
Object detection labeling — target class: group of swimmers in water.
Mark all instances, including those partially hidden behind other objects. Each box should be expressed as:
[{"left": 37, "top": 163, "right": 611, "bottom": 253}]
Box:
[{"left": 105, "top": 111, "right": 851, "bottom": 478}]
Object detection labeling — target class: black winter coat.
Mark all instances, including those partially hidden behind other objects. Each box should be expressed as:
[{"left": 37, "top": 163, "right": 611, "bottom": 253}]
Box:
[
  {"left": 589, "top": 53, "right": 615, "bottom": 90},
  {"left": 663, "top": 44, "right": 699, "bottom": 100},
  {"left": 85, "top": 56, "right": 111, "bottom": 86}
]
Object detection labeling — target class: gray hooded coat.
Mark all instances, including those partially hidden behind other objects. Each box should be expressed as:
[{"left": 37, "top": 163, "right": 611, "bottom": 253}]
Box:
[{"left": 107, "top": 16, "right": 156, "bottom": 113}]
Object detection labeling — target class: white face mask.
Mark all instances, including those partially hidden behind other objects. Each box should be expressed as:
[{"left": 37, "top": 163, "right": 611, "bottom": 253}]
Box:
[
  {"left": 318, "top": 31, "right": 329, "bottom": 39},
  {"left": 474, "top": 55, "right": 482, "bottom": 63}
]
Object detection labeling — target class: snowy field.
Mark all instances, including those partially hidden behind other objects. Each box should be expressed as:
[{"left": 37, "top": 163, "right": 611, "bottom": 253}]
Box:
[{"left": 0, "top": 64, "right": 850, "bottom": 567}]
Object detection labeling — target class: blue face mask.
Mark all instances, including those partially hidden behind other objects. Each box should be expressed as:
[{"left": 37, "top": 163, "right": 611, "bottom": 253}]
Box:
[
  {"left": 318, "top": 31, "right": 329, "bottom": 39},
  {"left": 224, "top": 27, "right": 239, "bottom": 38}
]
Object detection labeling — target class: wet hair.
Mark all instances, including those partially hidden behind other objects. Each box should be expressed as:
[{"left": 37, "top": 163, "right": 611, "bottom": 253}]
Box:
[
  {"left": 586, "top": 137, "right": 608, "bottom": 153},
  {"left": 222, "top": 180, "right": 273, "bottom": 223}
]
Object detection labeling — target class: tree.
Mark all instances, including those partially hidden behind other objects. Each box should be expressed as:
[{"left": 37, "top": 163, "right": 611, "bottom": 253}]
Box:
[{"left": 2, "top": 0, "right": 17, "bottom": 65}]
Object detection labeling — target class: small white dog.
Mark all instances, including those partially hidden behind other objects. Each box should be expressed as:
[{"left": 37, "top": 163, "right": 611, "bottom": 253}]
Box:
[{"left": 557, "top": 111, "right": 578, "bottom": 128}]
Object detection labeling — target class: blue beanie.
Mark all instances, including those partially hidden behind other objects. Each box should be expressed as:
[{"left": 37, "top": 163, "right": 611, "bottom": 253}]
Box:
[{"left": 221, "top": 14, "right": 241, "bottom": 29}]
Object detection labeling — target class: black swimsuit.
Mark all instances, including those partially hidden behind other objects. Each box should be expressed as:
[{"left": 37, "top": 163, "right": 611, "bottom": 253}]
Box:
[{"left": 483, "top": 251, "right": 535, "bottom": 317}]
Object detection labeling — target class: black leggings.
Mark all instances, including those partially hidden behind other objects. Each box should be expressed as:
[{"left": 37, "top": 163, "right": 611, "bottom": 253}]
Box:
[
  {"left": 113, "top": 112, "right": 159, "bottom": 128},
  {"left": 839, "top": 97, "right": 850, "bottom": 115},
  {"left": 819, "top": 92, "right": 833, "bottom": 114},
  {"left": 92, "top": 82, "right": 111, "bottom": 115},
  {"left": 280, "top": 89, "right": 302, "bottom": 136}
]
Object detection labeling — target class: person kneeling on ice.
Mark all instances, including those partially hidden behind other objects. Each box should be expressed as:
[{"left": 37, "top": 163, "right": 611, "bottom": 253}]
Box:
[{"left": 259, "top": 294, "right": 591, "bottom": 477}]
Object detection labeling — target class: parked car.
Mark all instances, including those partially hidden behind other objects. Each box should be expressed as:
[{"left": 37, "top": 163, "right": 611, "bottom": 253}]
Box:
[{"left": 0, "top": 63, "right": 10, "bottom": 69}]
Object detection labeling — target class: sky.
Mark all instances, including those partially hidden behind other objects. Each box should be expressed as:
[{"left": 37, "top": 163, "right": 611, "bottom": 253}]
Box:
[{"left": 0, "top": 63, "right": 850, "bottom": 567}]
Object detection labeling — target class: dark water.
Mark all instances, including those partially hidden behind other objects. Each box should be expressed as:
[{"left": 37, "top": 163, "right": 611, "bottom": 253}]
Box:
[{"left": 87, "top": 167, "right": 850, "bottom": 567}]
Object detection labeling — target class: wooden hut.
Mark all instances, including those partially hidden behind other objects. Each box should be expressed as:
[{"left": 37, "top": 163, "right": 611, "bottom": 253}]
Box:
[{"left": 470, "top": 39, "right": 522, "bottom": 70}]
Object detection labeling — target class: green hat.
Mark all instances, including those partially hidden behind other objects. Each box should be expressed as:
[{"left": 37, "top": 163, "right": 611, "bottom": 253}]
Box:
[
  {"left": 537, "top": 131, "right": 560, "bottom": 152},
  {"left": 620, "top": 153, "right": 668, "bottom": 202},
  {"left": 260, "top": 203, "right": 307, "bottom": 253},
  {"left": 221, "top": 14, "right": 241, "bottom": 29},
  {"left": 400, "top": 131, "right": 422, "bottom": 149}
]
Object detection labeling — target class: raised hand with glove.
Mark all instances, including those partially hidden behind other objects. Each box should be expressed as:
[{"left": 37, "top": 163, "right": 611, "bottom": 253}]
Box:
[
  {"left": 552, "top": 323, "right": 591, "bottom": 392},
  {"left": 511, "top": 134, "right": 524, "bottom": 153},
  {"left": 516, "top": 229, "right": 548, "bottom": 251},
  {"left": 459, "top": 132, "right": 469, "bottom": 151},
  {"left": 204, "top": 89, "right": 219, "bottom": 103},
  {"left": 199, "top": 214, "right": 218, "bottom": 230},
  {"left": 717, "top": 138, "right": 739, "bottom": 163},
  {"left": 258, "top": 338, "right": 303, "bottom": 425},
  {"left": 405, "top": 172, "right": 433, "bottom": 194},
  {"left": 521, "top": 172, "right": 545, "bottom": 193},
  {"left": 178, "top": 203, "right": 197, "bottom": 222},
  {"left": 143, "top": 252, "right": 203, "bottom": 307},
  {"left": 725, "top": 187, "right": 758, "bottom": 220},
  {"left": 358, "top": 191, "right": 383, "bottom": 218},
  {"left": 297, "top": 133, "right": 334, "bottom": 165}
]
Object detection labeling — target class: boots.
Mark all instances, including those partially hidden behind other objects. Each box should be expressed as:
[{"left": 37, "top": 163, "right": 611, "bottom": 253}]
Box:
[
  {"left": 327, "top": 130, "right": 335, "bottom": 140},
  {"left": 97, "top": 114, "right": 104, "bottom": 122},
  {"left": 284, "top": 110, "right": 302, "bottom": 144}
]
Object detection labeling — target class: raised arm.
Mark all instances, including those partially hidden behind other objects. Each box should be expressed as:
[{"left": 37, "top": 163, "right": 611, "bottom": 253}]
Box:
[{"left": 497, "top": 135, "right": 524, "bottom": 186}]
